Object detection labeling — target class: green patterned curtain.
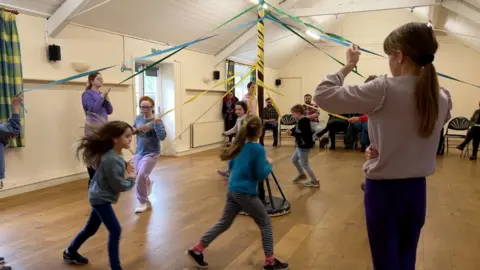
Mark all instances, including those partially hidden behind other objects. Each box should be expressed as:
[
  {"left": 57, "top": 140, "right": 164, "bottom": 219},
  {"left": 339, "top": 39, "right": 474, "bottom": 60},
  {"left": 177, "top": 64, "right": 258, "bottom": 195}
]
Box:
[
  {"left": 0, "top": 10, "right": 24, "bottom": 147},
  {"left": 250, "top": 68, "right": 256, "bottom": 83},
  {"left": 226, "top": 60, "right": 235, "bottom": 95}
]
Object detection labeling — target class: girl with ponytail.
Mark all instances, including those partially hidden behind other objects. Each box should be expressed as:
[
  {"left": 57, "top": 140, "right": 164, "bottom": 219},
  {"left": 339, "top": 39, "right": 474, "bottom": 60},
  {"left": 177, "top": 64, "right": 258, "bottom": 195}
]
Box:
[
  {"left": 187, "top": 115, "right": 288, "bottom": 270},
  {"left": 314, "top": 22, "right": 452, "bottom": 269}
]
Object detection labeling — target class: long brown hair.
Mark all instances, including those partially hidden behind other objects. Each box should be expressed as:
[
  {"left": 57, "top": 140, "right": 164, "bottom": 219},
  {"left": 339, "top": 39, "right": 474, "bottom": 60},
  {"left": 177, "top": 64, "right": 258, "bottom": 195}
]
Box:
[
  {"left": 76, "top": 121, "right": 133, "bottom": 168},
  {"left": 86, "top": 72, "right": 101, "bottom": 91},
  {"left": 220, "top": 115, "right": 262, "bottom": 160},
  {"left": 384, "top": 22, "right": 439, "bottom": 137}
]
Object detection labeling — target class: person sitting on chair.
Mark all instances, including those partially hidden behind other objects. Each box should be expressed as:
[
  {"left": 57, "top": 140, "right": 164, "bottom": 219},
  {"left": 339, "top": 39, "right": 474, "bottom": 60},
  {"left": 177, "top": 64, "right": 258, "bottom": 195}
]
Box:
[
  {"left": 345, "top": 114, "right": 370, "bottom": 152},
  {"left": 457, "top": 101, "right": 480, "bottom": 160},
  {"left": 316, "top": 114, "right": 350, "bottom": 149},
  {"left": 263, "top": 98, "right": 279, "bottom": 147}
]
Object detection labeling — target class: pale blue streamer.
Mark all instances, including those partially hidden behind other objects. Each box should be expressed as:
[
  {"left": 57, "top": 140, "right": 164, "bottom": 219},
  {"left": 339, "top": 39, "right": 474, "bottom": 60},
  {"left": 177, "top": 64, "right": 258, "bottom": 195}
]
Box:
[
  {"left": 22, "top": 65, "right": 115, "bottom": 93},
  {"left": 22, "top": 17, "right": 265, "bottom": 93}
]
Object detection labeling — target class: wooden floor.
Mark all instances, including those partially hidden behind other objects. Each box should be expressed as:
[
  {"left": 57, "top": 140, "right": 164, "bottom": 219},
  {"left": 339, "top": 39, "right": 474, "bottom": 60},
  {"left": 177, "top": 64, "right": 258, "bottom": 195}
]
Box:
[{"left": 1, "top": 141, "right": 480, "bottom": 270}]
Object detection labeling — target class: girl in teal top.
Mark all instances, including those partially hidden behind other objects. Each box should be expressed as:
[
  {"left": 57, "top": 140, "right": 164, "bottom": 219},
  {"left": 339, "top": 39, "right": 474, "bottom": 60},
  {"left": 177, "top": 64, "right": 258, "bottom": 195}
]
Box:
[{"left": 187, "top": 115, "right": 288, "bottom": 270}]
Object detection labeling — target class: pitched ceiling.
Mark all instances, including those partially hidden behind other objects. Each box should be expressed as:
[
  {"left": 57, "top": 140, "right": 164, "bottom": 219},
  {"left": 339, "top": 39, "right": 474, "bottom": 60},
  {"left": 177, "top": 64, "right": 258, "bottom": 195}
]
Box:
[{"left": 4, "top": 0, "right": 480, "bottom": 69}]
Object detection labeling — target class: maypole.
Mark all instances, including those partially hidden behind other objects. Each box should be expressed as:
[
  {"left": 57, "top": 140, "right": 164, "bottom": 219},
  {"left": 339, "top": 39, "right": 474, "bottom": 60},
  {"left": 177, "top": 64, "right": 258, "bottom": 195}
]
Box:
[
  {"left": 252, "top": 0, "right": 291, "bottom": 217},
  {"left": 257, "top": 1, "right": 265, "bottom": 146}
]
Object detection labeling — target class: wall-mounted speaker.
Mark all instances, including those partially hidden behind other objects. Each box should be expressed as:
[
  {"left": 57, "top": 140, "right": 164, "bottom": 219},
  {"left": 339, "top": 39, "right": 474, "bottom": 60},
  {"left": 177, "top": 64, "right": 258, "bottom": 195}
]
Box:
[
  {"left": 213, "top": 70, "right": 220, "bottom": 80},
  {"left": 275, "top": 79, "right": 282, "bottom": 87},
  {"left": 47, "top": 44, "right": 61, "bottom": 62}
]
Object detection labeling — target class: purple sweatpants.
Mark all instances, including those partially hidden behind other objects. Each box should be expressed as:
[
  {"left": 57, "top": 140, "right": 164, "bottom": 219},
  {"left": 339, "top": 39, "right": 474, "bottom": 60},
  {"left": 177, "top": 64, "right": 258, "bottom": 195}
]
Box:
[
  {"left": 133, "top": 154, "right": 159, "bottom": 204},
  {"left": 364, "top": 177, "right": 426, "bottom": 270}
]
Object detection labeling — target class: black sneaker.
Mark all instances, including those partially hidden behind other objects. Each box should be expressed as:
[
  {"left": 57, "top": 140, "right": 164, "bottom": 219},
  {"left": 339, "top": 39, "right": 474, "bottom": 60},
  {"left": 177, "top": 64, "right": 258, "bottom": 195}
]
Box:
[
  {"left": 1, "top": 265, "right": 12, "bottom": 270},
  {"left": 63, "top": 249, "right": 88, "bottom": 265},
  {"left": 470, "top": 156, "right": 477, "bottom": 161},
  {"left": 319, "top": 137, "right": 329, "bottom": 148},
  {"left": 185, "top": 249, "right": 208, "bottom": 269},
  {"left": 264, "top": 258, "right": 289, "bottom": 270},
  {"left": 0, "top": 256, "right": 4, "bottom": 263}
]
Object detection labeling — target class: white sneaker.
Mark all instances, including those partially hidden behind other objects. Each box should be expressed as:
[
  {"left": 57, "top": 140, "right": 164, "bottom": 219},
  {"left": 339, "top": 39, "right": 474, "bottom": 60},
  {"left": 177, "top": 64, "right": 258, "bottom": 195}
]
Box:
[
  {"left": 134, "top": 203, "right": 150, "bottom": 213},
  {"left": 147, "top": 180, "right": 153, "bottom": 196}
]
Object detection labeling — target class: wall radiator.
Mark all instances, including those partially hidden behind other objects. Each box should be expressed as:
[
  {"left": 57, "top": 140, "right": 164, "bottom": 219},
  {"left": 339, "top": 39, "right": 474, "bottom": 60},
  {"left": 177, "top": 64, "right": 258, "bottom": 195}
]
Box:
[{"left": 190, "top": 121, "right": 225, "bottom": 148}]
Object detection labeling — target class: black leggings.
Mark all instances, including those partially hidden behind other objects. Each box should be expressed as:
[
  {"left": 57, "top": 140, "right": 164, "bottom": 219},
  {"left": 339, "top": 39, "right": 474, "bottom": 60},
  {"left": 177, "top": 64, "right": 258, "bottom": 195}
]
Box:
[
  {"left": 459, "top": 126, "right": 480, "bottom": 157},
  {"left": 258, "top": 181, "right": 265, "bottom": 202}
]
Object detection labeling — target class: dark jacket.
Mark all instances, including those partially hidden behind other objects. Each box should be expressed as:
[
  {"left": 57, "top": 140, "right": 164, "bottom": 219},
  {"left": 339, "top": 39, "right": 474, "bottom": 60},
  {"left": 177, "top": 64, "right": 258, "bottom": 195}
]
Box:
[
  {"left": 222, "top": 96, "right": 239, "bottom": 121},
  {"left": 291, "top": 117, "right": 313, "bottom": 149},
  {"left": 470, "top": 109, "right": 480, "bottom": 125}
]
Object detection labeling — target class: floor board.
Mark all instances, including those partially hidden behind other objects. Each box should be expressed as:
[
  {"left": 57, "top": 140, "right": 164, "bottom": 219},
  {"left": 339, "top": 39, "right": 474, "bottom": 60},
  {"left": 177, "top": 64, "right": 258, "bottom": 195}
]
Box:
[{"left": 1, "top": 142, "right": 479, "bottom": 270}]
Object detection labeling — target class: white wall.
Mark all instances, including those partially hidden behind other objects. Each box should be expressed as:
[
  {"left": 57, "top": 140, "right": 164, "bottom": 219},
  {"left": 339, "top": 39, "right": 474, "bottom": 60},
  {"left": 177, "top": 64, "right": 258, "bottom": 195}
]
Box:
[
  {"left": 277, "top": 9, "right": 480, "bottom": 123},
  {"left": 3, "top": 13, "right": 278, "bottom": 193}
]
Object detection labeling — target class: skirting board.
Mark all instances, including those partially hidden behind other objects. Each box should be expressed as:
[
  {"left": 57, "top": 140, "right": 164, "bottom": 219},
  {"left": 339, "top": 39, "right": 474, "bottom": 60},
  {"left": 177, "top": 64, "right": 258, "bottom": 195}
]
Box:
[
  {"left": 0, "top": 172, "right": 88, "bottom": 199},
  {"left": 175, "top": 142, "right": 223, "bottom": 157}
]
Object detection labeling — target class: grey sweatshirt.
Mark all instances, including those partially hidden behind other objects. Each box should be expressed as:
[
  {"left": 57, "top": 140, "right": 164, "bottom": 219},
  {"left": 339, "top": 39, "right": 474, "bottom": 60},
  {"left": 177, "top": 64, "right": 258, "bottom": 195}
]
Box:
[
  {"left": 315, "top": 72, "right": 452, "bottom": 180},
  {"left": 224, "top": 115, "right": 245, "bottom": 136},
  {"left": 89, "top": 150, "right": 135, "bottom": 205}
]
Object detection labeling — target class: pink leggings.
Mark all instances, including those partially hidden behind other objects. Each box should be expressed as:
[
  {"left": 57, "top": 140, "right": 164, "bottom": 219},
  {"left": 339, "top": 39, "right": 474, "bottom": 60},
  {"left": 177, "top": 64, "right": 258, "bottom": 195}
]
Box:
[{"left": 133, "top": 154, "right": 159, "bottom": 204}]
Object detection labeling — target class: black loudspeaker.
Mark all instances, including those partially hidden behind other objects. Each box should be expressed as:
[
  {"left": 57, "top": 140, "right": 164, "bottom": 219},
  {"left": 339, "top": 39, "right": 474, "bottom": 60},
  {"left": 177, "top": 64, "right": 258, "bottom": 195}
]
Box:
[
  {"left": 213, "top": 70, "right": 220, "bottom": 80},
  {"left": 275, "top": 79, "right": 282, "bottom": 86},
  {"left": 47, "top": 44, "right": 61, "bottom": 62}
]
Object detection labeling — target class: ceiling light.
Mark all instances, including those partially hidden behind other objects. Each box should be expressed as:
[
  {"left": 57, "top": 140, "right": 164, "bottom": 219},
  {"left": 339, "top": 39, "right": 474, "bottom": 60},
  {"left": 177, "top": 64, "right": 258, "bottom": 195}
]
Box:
[
  {"left": 249, "top": 0, "right": 260, "bottom": 4},
  {"left": 306, "top": 29, "right": 320, "bottom": 40},
  {"left": 263, "top": 3, "right": 268, "bottom": 9}
]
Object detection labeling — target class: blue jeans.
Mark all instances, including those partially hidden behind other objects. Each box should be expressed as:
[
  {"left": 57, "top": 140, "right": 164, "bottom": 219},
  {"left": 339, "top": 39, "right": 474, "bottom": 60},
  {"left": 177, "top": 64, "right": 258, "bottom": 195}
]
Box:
[
  {"left": 364, "top": 178, "right": 426, "bottom": 270},
  {"left": 346, "top": 122, "right": 369, "bottom": 148},
  {"left": 263, "top": 122, "right": 278, "bottom": 142},
  {"left": 68, "top": 203, "right": 122, "bottom": 270},
  {"left": 291, "top": 148, "right": 317, "bottom": 181}
]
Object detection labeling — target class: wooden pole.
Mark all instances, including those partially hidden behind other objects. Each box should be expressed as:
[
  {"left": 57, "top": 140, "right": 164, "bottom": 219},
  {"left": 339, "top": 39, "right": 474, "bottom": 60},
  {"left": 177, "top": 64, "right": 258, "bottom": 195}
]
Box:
[{"left": 257, "top": 1, "right": 265, "bottom": 145}]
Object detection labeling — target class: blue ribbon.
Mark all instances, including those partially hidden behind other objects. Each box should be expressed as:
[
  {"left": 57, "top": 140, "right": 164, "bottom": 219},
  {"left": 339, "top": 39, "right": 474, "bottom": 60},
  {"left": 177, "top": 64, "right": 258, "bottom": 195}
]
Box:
[
  {"left": 437, "top": 72, "right": 480, "bottom": 88},
  {"left": 21, "top": 17, "right": 265, "bottom": 94},
  {"left": 22, "top": 65, "right": 115, "bottom": 93}
]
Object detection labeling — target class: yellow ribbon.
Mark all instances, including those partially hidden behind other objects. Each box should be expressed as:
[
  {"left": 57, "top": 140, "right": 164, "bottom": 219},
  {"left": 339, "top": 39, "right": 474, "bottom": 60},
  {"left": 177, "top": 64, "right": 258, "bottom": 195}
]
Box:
[
  {"left": 143, "top": 73, "right": 242, "bottom": 127},
  {"left": 256, "top": 81, "right": 284, "bottom": 96},
  {"left": 303, "top": 103, "right": 349, "bottom": 121},
  {"left": 264, "top": 86, "right": 282, "bottom": 118},
  {"left": 173, "top": 64, "right": 258, "bottom": 142}
]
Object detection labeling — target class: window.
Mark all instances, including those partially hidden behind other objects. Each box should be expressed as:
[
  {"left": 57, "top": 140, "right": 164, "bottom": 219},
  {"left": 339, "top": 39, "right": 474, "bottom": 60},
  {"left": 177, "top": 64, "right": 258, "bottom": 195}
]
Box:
[
  {"left": 135, "top": 63, "right": 159, "bottom": 115},
  {"left": 226, "top": 61, "right": 255, "bottom": 99}
]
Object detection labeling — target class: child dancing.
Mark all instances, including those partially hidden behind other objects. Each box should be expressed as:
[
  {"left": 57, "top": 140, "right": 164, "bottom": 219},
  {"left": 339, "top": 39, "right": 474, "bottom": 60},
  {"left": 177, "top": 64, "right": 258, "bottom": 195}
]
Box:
[
  {"left": 132, "top": 96, "right": 167, "bottom": 213},
  {"left": 288, "top": 104, "right": 319, "bottom": 188},
  {"left": 187, "top": 115, "right": 288, "bottom": 270},
  {"left": 216, "top": 100, "right": 247, "bottom": 180},
  {"left": 63, "top": 121, "right": 136, "bottom": 270}
]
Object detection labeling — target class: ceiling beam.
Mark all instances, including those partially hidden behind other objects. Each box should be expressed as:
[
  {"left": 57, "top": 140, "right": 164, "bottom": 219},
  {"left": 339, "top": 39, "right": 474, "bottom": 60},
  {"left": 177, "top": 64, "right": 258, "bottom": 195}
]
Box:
[
  {"left": 214, "top": 26, "right": 257, "bottom": 67},
  {"left": 442, "top": 1, "right": 480, "bottom": 25},
  {"left": 47, "top": 0, "right": 88, "bottom": 38},
  {"left": 288, "top": 0, "right": 441, "bottom": 17},
  {"left": 429, "top": 0, "right": 448, "bottom": 29}
]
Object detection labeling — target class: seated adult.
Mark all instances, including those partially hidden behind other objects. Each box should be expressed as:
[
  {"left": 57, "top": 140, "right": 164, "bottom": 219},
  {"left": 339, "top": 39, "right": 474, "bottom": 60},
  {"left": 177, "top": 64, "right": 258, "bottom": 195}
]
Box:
[
  {"left": 345, "top": 114, "right": 369, "bottom": 152},
  {"left": 345, "top": 76, "right": 377, "bottom": 152},
  {"left": 457, "top": 101, "right": 480, "bottom": 160},
  {"left": 263, "top": 98, "right": 279, "bottom": 146},
  {"left": 303, "top": 94, "right": 322, "bottom": 141},
  {"left": 316, "top": 114, "right": 350, "bottom": 149}
]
